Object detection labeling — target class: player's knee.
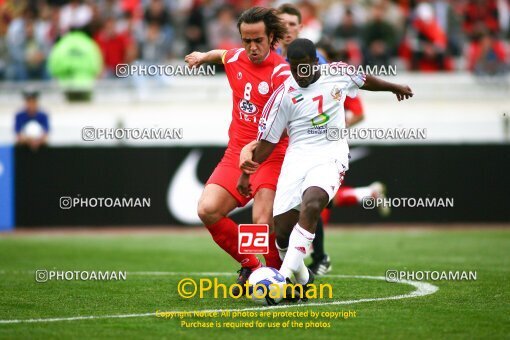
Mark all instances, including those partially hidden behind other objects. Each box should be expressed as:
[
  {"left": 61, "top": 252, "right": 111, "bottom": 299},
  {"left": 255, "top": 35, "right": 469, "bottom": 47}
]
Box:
[
  {"left": 253, "top": 199, "right": 274, "bottom": 226},
  {"left": 252, "top": 212, "right": 273, "bottom": 227},
  {"left": 197, "top": 200, "right": 220, "bottom": 225},
  {"left": 301, "top": 199, "right": 323, "bottom": 218}
]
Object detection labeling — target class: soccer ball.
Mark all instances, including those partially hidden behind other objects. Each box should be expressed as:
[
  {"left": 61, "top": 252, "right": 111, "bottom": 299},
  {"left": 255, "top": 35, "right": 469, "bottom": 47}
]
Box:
[
  {"left": 22, "top": 121, "right": 45, "bottom": 140},
  {"left": 247, "top": 267, "right": 286, "bottom": 305}
]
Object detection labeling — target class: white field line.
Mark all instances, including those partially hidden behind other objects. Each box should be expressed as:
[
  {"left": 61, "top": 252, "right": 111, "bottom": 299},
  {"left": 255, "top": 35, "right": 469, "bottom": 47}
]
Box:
[{"left": 0, "top": 272, "right": 438, "bottom": 324}]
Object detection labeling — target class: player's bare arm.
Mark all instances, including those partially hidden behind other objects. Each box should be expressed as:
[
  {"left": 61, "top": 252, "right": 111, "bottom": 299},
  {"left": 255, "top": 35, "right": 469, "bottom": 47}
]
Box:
[
  {"left": 184, "top": 49, "right": 226, "bottom": 68},
  {"left": 240, "top": 131, "right": 289, "bottom": 174},
  {"left": 361, "top": 75, "right": 414, "bottom": 102},
  {"left": 237, "top": 140, "right": 278, "bottom": 197},
  {"left": 239, "top": 140, "right": 260, "bottom": 175}
]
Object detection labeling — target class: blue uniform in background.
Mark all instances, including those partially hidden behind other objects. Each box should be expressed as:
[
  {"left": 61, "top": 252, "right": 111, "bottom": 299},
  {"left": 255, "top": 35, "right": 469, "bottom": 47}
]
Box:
[{"left": 14, "top": 110, "right": 50, "bottom": 134}]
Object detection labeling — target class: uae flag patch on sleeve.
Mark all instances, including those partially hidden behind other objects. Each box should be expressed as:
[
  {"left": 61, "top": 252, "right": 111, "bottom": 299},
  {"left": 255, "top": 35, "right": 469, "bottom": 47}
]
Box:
[{"left": 292, "top": 93, "right": 303, "bottom": 104}]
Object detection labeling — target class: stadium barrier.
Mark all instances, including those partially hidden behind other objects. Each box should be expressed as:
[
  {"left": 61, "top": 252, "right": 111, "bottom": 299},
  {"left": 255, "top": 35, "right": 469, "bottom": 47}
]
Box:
[{"left": 11, "top": 144, "right": 510, "bottom": 227}]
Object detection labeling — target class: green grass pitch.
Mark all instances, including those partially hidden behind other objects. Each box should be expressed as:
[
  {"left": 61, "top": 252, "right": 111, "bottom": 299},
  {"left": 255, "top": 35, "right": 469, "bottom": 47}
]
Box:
[{"left": 0, "top": 228, "right": 508, "bottom": 339}]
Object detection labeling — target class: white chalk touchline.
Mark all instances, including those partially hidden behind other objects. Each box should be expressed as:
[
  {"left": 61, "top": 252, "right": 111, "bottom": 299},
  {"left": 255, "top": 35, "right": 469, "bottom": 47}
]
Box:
[{"left": 0, "top": 273, "right": 438, "bottom": 324}]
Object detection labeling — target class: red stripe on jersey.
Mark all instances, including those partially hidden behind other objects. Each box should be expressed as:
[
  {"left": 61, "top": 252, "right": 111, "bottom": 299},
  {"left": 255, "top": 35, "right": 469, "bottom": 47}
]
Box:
[
  {"left": 225, "top": 48, "right": 244, "bottom": 64},
  {"left": 260, "top": 83, "right": 284, "bottom": 122},
  {"left": 271, "top": 63, "right": 288, "bottom": 77},
  {"left": 270, "top": 64, "right": 290, "bottom": 89}
]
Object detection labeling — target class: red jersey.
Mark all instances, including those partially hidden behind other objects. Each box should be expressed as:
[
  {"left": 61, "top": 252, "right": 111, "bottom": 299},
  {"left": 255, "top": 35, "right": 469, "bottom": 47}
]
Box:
[{"left": 222, "top": 48, "right": 290, "bottom": 155}]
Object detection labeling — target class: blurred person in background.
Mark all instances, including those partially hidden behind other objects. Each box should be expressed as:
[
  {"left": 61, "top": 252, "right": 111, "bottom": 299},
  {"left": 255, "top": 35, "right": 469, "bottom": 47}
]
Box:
[
  {"left": 138, "top": 20, "right": 170, "bottom": 62},
  {"left": 94, "top": 16, "right": 136, "bottom": 77},
  {"left": 296, "top": 1, "right": 322, "bottom": 43},
  {"left": 462, "top": 0, "right": 501, "bottom": 39},
  {"left": 431, "top": 0, "right": 464, "bottom": 60},
  {"left": 6, "top": 8, "right": 51, "bottom": 80},
  {"left": 403, "top": 2, "right": 454, "bottom": 71},
  {"left": 130, "top": 20, "right": 171, "bottom": 94},
  {"left": 47, "top": 27, "right": 103, "bottom": 101},
  {"left": 331, "top": 8, "right": 361, "bottom": 41},
  {"left": 378, "top": 0, "right": 405, "bottom": 33},
  {"left": 0, "top": 0, "right": 26, "bottom": 33},
  {"left": 184, "top": 0, "right": 209, "bottom": 54},
  {"left": 59, "top": 0, "right": 93, "bottom": 35},
  {"left": 276, "top": 3, "right": 326, "bottom": 63},
  {"left": 14, "top": 89, "right": 49, "bottom": 151},
  {"left": 144, "top": 0, "right": 173, "bottom": 50},
  {"left": 96, "top": 0, "right": 125, "bottom": 20},
  {"left": 362, "top": 2, "right": 397, "bottom": 67},
  {"left": 323, "top": 0, "right": 366, "bottom": 38},
  {"left": 326, "top": 9, "right": 363, "bottom": 66},
  {"left": 38, "top": 3, "right": 61, "bottom": 47},
  {"left": 22, "top": 18, "right": 50, "bottom": 79},
  {"left": 116, "top": 7, "right": 144, "bottom": 36},
  {"left": 467, "top": 26, "right": 508, "bottom": 76},
  {"left": 0, "top": 19, "right": 7, "bottom": 79},
  {"left": 207, "top": 4, "right": 241, "bottom": 50}
]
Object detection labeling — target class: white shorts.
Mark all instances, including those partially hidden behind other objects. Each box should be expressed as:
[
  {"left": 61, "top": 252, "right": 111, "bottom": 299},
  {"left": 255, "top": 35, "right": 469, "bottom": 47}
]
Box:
[{"left": 273, "top": 158, "right": 346, "bottom": 217}]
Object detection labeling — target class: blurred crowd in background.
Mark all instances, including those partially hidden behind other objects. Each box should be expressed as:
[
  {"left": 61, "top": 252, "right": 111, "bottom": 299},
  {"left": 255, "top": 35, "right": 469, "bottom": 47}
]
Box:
[{"left": 0, "top": 0, "right": 509, "bottom": 82}]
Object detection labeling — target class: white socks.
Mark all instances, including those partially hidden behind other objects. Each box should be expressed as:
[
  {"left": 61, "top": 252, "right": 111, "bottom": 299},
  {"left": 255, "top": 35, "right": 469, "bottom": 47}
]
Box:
[
  {"left": 279, "top": 224, "right": 315, "bottom": 285},
  {"left": 353, "top": 186, "right": 373, "bottom": 202}
]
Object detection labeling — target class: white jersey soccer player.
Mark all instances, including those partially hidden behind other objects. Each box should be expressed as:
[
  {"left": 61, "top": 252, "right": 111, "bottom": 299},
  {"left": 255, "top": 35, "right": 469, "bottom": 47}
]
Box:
[
  {"left": 238, "top": 38, "right": 413, "bottom": 297},
  {"left": 257, "top": 62, "right": 365, "bottom": 217}
]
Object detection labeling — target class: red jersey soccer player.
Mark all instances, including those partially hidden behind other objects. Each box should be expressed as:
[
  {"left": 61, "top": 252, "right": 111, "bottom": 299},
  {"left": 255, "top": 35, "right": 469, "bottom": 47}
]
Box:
[{"left": 185, "top": 8, "right": 290, "bottom": 291}]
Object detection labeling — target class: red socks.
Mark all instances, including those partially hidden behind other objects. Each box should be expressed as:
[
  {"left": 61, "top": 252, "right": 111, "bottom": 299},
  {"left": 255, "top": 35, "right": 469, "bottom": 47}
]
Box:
[
  {"left": 320, "top": 208, "right": 332, "bottom": 226},
  {"left": 206, "top": 218, "right": 281, "bottom": 269},
  {"left": 263, "top": 232, "right": 283, "bottom": 269},
  {"left": 334, "top": 186, "right": 358, "bottom": 206},
  {"left": 206, "top": 217, "right": 260, "bottom": 269}
]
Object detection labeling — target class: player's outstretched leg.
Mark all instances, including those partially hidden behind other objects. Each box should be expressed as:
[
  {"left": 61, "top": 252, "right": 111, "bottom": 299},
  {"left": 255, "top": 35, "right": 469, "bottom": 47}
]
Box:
[
  {"left": 333, "top": 182, "right": 390, "bottom": 216},
  {"left": 280, "top": 187, "right": 329, "bottom": 300},
  {"left": 308, "top": 217, "right": 332, "bottom": 275},
  {"left": 273, "top": 209, "right": 300, "bottom": 302},
  {"left": 253, "top": 188, "right": 282, "bottom": 269},
  {"left": 333, "top": 186, "right": 360, "bottom": 206},
  {"left": 198, "top": 184, "right": 261, "bottom": 291}
]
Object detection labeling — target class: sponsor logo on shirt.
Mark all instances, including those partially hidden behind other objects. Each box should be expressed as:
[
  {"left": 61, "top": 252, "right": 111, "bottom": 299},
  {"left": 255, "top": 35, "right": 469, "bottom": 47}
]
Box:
[
  {"left": 307, "top": 125, "right": 328, "bottom": 135},
  {"left": 239, "top": 99, "right": 258, "bottom": 115},
  {"left": 330, "top": 85, "right": 342, "bottom": 101},
  {"left": 258, "top": 118, "right": 267, "bottom": 132}
]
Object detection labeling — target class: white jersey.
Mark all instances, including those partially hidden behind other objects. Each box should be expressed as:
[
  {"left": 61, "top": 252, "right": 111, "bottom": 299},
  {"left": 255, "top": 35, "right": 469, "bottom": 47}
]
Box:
[{"left": 257, "top": 62, "right": 365, "bottom": 170}]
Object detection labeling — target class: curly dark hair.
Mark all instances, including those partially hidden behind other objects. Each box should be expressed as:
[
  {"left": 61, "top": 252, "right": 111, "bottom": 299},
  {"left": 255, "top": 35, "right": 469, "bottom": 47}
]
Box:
[{"left": 237, "top": 7, "right": 287, "bottom": 49}]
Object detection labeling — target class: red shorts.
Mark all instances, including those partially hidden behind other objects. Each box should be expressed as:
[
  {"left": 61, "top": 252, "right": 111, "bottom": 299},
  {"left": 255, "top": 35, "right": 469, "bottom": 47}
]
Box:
[{"left": 206, "top": 148, "right": 285, "bottom": 206}]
